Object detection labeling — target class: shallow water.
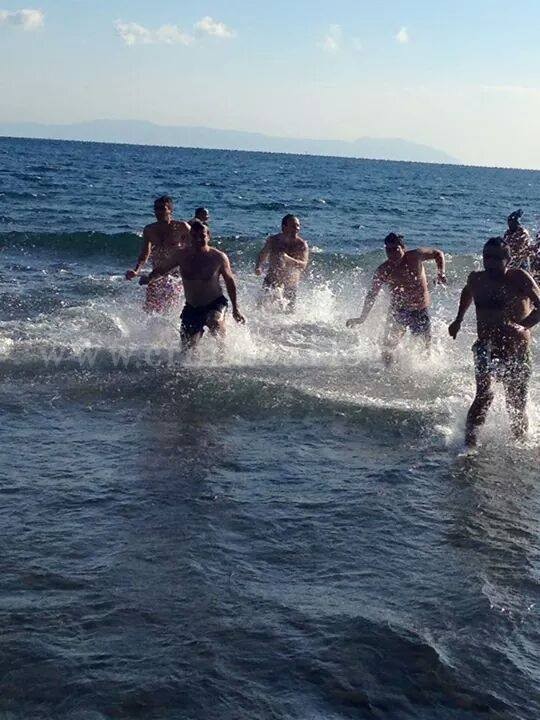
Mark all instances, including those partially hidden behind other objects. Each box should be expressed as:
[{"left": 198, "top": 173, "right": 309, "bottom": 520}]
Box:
[{"left": 0, "top": 137, "right": 539, "bottom": 719}]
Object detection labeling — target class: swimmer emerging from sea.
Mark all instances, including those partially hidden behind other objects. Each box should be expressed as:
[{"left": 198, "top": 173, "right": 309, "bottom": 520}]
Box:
[
  {"left": 255, "top": 214, "right": 309, "bottom": 312},
  {"left": 190, "top": 207, "right": 210, "bottom": 226},
  {"left": 346, "top": 233, "right": 446, "bottom": 364},
  {"left": 449, "top": 237, "right": 540, "bottom": 447},
  {"left": 503, "top": 209, "right": 533, "bottom": 270},
  {"left": 125, "top": 195, "right": 190, "bottom": 314},
  {"left": 140, "top": 220, "right": 245, "bottom": 351}
]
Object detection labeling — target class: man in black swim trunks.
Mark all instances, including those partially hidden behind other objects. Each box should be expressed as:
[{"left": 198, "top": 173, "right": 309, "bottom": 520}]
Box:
[
  {"left": 449, "top": 237, "right": 540, "bottom": 446},
  {"left": 347, "top": 233, "right": 446, "bottom": 365},
  {"left": 140, "top": 220, "right": 245, "bottom": 350}
]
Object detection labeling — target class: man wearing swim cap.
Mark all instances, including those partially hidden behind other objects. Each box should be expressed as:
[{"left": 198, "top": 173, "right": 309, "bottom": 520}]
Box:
[
  {"left": 449, "top": 237, "right": 540, "bottom": 447},
  {"left": 346, "top": 233, "right": 446, "bottom": 365}
]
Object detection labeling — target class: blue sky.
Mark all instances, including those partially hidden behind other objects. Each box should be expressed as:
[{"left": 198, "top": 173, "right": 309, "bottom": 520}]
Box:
[{"left": 1, "top": 1, "right": 540, "bottom": 167}]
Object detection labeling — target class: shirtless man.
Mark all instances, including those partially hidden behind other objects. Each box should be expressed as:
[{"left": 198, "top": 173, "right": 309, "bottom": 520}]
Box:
[
  {"left": 140, "top": 220, "right": 245, "bottom": 350},
  {"left": 346, "top": 233, "right": 446, "bottom": 364},
  {"left": 449, "top": 237, "right": 540, "bottom": 447},
  {"left": 190, "top": 207, "right": 210, "bottom": 226},
  {"left": 255, "top": 214, "right": 309, "bottom": 311},
  {"left": 125, "top": 195, "right": 190, "bottom": 313},
  {"left": 503, "top": 209, "right": 533, "bottom": 270}
]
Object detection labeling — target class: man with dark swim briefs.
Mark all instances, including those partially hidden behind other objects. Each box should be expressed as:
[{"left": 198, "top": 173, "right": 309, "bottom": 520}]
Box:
[
  {"left": 255, "top": 214, "right": 309, "bottom": 312},
  {"left": 346, "top": 233, "right": 446, "bottom": 365},
  {"left": 125, "top": 196, "right": 190, "bottom": 313},
  {"left": 140, "top": 220, "right": 245, "bottom": 350},
  {"left": 449, "top": 237, "right": 540, "bottom": 447}
]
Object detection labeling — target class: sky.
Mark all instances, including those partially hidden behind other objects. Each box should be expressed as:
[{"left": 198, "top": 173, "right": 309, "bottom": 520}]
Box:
[{"left": 1, "top": 0, "right": 540, "bottom": 168}]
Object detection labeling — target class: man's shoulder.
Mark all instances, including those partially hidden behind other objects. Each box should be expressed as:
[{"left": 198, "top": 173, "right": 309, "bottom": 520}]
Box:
[
  {"left": 376, "top": 260, "right": 390, "bottom": 275},
  {"left": 295, "top": 236, "right": 309, "bottom": 249},
  {"left": 143, "top": 221, "right": 159, "bottom": 234},
  {"left": 209, "top": 247, "right": 228, "bottom": 262},
  {"left": 173, "top": 219, "right": 190, "bottom": 231}
]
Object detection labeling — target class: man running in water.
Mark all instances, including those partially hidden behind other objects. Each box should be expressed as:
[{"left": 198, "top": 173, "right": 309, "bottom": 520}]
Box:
[
  {"left": 449, "top": 237, "right": 540, "bottom": 447},
  {"left": 140, "top": 220, "right": 245, "bottom": 350},
  {"left": 255, "top": 214, "right": 309, "bottom": 312},
  {"left": 125, "top": 196, "right": 190, "bottom": 313},
  {"left": 346, "top": 233, "right": 446, "bottom": 364},
  {"left": 503, "top": 209, "right": 533, "bottom": 270}
]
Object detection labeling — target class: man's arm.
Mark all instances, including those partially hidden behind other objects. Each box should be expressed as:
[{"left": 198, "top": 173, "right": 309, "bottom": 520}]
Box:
[
  {"left": 417, "top": 247, "right": 446, "bottom": 283},
  {"left": 220, "top": 254, "right": 246, "bottom": 323},
  {"left": 283, "top": 241, "right": 309, "bottom": 271},
  {"left": 518, "top": 271, "right": 540, "bottom": 329},
  {"left": 255, "top": 237, "right": 272, "bottom": 275},
  {"left": 448, "top": 273, "right": 474, "bottom": 338},
  {"left": 139, "top": 248, "right": 182, "bottom": 286},
  {"left": 126, "top": 230, "right": 151, "bottom": 279},
  {"left": 346, "top": 268, "right": 386, "bottom": 328}
]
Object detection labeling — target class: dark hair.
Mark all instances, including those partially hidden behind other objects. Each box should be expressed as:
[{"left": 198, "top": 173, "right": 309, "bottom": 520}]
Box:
[
  {"left": 195, "top": 207, "right": 207, "bottom": 218},
  {"left": 281, "top": 214, "right": 297, "bottom": 231},
  {"left": 384, "top": 232, "right": 405, "bottom": 247},
  {"left": 190, "top": 219, "right": 206, "bottom": 235},
  {"left": 483, "top": 236, "right": 511, "bottom": 259},
  {"left": 154, "top": 195, "right": 173, "bottom": 209}
]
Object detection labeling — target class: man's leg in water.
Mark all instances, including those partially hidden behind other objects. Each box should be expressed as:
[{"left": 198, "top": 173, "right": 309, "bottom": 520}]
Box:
[
  {"left": 465, "top": 372, "right": 494, "bottom": 446},
  {"left": 284, "top": 285, "right": 297, "bottom": 314},
  {"left": 382, "top": 315, "right": 406, "bottom": 366},
  {"left": 207, "top": 309, "right": 227, "bottom": 355},
  {"left": 180, "top": 327, "right": 203, "bottom": 353},
  {"left": 502, "top": 360, "right": 530, "bottom": 440}
]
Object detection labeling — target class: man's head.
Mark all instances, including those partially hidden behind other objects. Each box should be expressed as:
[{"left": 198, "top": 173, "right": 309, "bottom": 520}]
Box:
[
  {"left": 195, "top": 207, "right": 210, "bottom": 224},
  {"left": 483, "top": 237, "right": 511, "bottom": 276},
  {"left": 190, "top": 219, "right": 210, "bottom": 249},
  {"left": 154, "top": 195, "right": 173, "bottom": 222},
  {"left": 384, "top": 232, "right": 406, "bottom": 262},
  {"left": 282, "top": 214, "right": 300, "bottom": 235},
  {"left": 507, "top": 209, "right": 523, "bottom": 233}
]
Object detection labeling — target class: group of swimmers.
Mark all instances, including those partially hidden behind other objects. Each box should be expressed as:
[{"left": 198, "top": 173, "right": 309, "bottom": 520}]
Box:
[{"left": 125, "top": 196, "right": 540, "bottom": 448}]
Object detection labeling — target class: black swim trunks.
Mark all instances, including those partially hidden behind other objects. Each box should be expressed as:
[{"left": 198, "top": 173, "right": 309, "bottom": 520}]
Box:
[
  {"left": 180, "top": 295, "right": 228, "bottom": 338},
  {"left": 389, "top": 307, "right": 431, "bottom": 336}
]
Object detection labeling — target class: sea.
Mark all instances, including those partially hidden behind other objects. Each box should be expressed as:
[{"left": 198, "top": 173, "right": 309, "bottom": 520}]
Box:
[{"left": 0, "top": 136, "right": 539, "bottom": 720}]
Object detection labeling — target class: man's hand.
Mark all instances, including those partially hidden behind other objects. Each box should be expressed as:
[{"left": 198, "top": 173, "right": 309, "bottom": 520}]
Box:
[
  {"left": 233, "top": 308, "right": 246, "bottom": 324},
  {"left": 448, "top": 319, "right": 461, "bottom": 339},
  {"left": 436, "top": 272, "right": 447, "bottom": 285},
  {"left": 139, "top": 274, "right": 150, "bottom": 286},
  {"left": 125, "top": 269, "right": 137, "bottom": 280},
  {"left": 346, "top": 317, "right": 364, "bottom": 328}
]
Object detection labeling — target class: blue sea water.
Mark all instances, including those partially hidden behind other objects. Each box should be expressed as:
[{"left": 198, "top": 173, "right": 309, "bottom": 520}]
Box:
[{"left": 0, "top": 136, "right": 539, "bottom": 720}]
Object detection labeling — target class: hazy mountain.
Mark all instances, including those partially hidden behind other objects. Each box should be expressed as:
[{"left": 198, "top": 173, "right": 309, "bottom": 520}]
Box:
[{"left": 0, "top": 119, "right": 458, "bottom": 164}]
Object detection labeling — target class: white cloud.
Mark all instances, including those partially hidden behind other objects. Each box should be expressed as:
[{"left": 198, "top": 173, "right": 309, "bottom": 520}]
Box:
[
  {"left": 396, "top": 27, "right": 409, "bottom": 44},
  {"left": 0, "top": 8, "right": 44, "bottom": 30},
  {"left": 114, "top": 20, "right": 193, "bottom": 46},
  {"left": 195, "top": 16, "right": 235, "bottom": 39},
  {"left": 319, "top": 24, "right": 342, "bottom": 53}
]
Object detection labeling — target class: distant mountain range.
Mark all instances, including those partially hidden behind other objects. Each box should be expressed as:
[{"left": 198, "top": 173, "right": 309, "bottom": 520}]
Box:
[{"left": 0, "top": 119, "right": 458, "bottom": 164}]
